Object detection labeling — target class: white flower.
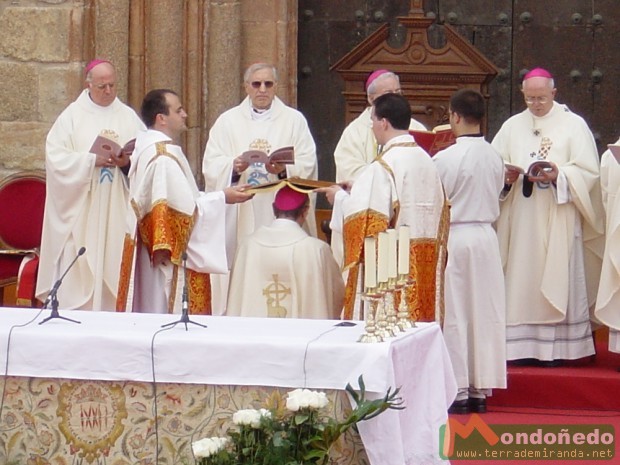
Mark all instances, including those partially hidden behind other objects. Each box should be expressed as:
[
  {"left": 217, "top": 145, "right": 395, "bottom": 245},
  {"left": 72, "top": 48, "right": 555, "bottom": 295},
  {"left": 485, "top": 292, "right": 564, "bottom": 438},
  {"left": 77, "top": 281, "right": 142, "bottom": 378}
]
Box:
[
  {"left": 232, "top": 408, "right": 271, "bottom": 428},
  {"left": 286, "top": 388, "right": 329, "bottom": 412},
  {"left": 192, "top": 436, "right": 229, "bottom": 458}
]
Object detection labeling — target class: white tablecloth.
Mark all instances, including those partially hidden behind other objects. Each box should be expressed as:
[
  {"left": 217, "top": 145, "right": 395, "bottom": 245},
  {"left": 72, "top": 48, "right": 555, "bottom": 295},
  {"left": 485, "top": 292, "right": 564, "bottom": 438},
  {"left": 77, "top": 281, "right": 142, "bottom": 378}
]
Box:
[{"left": 0, "top": 308, "right": 456, "bottom": 465}]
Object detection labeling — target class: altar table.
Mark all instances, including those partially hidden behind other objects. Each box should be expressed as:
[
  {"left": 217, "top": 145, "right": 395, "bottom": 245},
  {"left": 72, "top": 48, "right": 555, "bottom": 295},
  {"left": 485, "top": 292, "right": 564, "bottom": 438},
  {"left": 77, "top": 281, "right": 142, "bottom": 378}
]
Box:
[{"left": 0, "top": 308, "right": 456, "bottom": 464}]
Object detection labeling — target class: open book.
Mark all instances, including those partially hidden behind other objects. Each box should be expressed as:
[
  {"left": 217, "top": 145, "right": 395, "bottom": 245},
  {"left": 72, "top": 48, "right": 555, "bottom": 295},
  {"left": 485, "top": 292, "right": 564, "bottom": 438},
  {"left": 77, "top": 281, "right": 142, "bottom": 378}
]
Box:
[
  {"left": 608, "top": 144, "right": 620, "bottom": 164},
  {"left": 90, "top": 135, "right": 136, "bottom": 159},
  {"left": 239, "top": 146, "right": 295, "bottom": 165},
  {"left": 409, "top": 124, "right": 456, "bottom": 156},
  {"left": 505, "top": 161, "right": 554, "bottom": 177},
  {"left": 245, "top": 176, "right": 335, "bottom": 194}
]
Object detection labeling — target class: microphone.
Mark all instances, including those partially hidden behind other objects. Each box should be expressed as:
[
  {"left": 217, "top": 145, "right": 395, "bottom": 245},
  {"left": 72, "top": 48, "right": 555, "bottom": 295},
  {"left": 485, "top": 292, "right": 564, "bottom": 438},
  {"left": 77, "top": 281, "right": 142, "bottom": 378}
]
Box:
[
  {"left": 181, "top": 252, "right": 189, "bottom": 315},
  {"left": 39, "top": 246, "right": 85, "bottom": 324},
  {"left": 44, "top": 246, "right": 86, "bottom": 309},
  {"left": 160, "top": 250, "right": 206, "bottom": 330}
]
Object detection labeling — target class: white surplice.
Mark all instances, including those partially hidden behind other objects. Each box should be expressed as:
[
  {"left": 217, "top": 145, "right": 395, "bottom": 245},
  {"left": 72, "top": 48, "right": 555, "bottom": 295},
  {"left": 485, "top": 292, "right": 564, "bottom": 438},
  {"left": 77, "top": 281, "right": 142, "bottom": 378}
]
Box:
[
  {"left": 227, "top": 218, "right": 344, "bottom": 319},
  {"left": 119, "top": 129, "right": 227, "bottom": 314},
  {"left": 433, "top": 136, "right": 506, "bottom": 390},
  {"left": 202, "top": 96, "right": 318, "bottom": 314},
  {"left": 36, "top": 89, "right": 145, "bottom": 310},
  {"left": 595, "top": 138, "right": 620, "bottom": 352},
  {"left": 492, "top": 102, "right": 604, "bottom": 360},
  {"left": 331, "top": 133, "right": 447, "bottom": 320}
]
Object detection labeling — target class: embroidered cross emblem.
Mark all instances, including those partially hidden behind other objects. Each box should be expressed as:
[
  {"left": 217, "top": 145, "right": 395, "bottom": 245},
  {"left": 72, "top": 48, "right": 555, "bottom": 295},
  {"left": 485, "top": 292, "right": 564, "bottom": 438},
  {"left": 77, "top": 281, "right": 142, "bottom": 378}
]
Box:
[{"left": 262, "top": 274, "right": 290, "bottom": 318}]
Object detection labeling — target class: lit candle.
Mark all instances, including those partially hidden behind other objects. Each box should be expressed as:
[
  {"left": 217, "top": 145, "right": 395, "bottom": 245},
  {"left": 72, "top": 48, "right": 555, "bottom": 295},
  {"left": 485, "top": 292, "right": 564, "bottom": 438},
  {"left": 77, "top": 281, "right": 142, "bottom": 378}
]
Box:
[
  {"left": 387, "top": 229, "right": 398, "bottom": 279},
  {"left": 377, "top": 232, "right": 389, "bottom": 283},
  {"left": 398, "top": 225, "right": 410, "bottom": 275},
  {"left": 364, "top": 236, "right": 377, "bottom": 289}
]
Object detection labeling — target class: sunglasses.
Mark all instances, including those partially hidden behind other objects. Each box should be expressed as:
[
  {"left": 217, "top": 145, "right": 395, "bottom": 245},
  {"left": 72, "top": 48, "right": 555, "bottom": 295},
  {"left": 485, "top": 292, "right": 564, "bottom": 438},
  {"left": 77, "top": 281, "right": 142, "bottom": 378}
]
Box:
[{"left": 250, "top": 81, "right": 275, "bottom": 89}]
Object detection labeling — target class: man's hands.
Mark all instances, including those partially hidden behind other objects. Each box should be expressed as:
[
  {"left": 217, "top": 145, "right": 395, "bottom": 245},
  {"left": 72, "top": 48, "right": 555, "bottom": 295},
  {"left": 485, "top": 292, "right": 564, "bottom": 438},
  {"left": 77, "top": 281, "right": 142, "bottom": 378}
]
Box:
[
  {"left": 152, "top": 249, "right": 171, "bottom": 267},
  {"left": 504, "top": 166, "right": 521, "bottom": 185},
  {"left": 233, "top": 156, "right": 250, "bottom": 175},
  {"left": 528, "top": 162, "right": 558, "bottom": 183},
  {"left": 223, "top": 184, "right": 254, "bottom": 204},
  {"left": 94, "top": 138, "right": 135, "bottom": 169},
  {"left": 233, "top": 155, "right": 286, "bottom": 177},
  {"left": 315, "top": 181, "right": 351, "bottom": 205},
  {"left": 504, "top": 162, "right": 559, "bottom": 184},
  {"left": 265, "top": 161, "right": 286, "bottom": 176}
]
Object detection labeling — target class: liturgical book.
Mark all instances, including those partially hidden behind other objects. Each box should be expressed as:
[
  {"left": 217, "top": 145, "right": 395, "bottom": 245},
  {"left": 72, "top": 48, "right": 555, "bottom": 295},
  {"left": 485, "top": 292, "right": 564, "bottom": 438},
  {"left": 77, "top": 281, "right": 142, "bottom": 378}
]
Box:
[
  {"left": 409, "top": 124, "right": 456, "bottom": 156},
  {"left": 239, "top": 146, "right": 295, "bottom": 165},
  {"left": 245, "top": 176, "right": 335, "bottom": 194},
  {"left": 505, "top": 160, "right": 554, "bottom": 177}
]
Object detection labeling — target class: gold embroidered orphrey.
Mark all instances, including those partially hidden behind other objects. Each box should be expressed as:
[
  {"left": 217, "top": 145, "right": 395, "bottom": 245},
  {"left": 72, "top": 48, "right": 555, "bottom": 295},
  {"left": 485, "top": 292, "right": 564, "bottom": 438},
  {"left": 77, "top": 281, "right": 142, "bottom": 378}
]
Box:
[
  {"left": 263, "top": 274, "right": 291, "bottom": 317},
  {"left": 538, "top": 136, "right": 553, "bottom": 159},
  {"left": 57, "top": 382, "right": 128, "bottom": 463}
]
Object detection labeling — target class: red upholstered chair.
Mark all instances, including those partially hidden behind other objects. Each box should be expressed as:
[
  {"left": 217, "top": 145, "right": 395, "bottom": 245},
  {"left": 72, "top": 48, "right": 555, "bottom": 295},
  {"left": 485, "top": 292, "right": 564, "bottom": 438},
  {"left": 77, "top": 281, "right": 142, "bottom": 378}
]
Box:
[{"left": 0, "top": 171, "right": 46, "bottom": 307}]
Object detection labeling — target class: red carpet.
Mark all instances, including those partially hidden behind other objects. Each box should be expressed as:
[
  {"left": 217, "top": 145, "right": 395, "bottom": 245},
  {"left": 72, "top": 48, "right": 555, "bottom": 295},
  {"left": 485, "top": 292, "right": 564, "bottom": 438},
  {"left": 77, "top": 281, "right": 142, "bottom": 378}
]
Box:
[
  {"left": 488, "top": 342, "right": 620, "bottom": 410},
  {"left": 446, "top": 342, "right": 620, "bottom": 464}
]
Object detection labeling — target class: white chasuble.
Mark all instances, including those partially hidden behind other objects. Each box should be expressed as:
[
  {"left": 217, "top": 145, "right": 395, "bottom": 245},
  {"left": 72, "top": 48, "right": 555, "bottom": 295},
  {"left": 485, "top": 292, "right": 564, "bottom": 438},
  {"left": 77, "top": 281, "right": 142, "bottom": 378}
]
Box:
[
  {"left": 36, "top": 90, "right": 145, "bottom": 310},
  {"left": 595, "top": 138, "right": 620, "bottom": 351},
  {"left": 202, "top": 96, "right": 318, "bottom": 314},
  {"left": 493, "top": 103, "right": 604, "bottom": 325},
  {"left": 492, "top": 102, "right": 604, "bottom": 360},
  {"left": 227, "top": 219, "right": 344, "bottom": 319}
]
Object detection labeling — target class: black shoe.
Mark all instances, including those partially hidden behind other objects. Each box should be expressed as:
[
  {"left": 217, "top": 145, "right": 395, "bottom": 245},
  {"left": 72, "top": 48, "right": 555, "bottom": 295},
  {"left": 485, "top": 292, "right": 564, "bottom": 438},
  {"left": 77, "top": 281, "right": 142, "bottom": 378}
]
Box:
[
  {"left": 468, "top": 397, "right": 487, "bottom": 413},
  {"left": 508, "top": 358, "right": 539, "bottom": 366},
  {"left": 448, "top": 399, "right": 469, "bottom": 415},
  {"left": 538, "top": 360, "right": 563, "bottom": 368}
]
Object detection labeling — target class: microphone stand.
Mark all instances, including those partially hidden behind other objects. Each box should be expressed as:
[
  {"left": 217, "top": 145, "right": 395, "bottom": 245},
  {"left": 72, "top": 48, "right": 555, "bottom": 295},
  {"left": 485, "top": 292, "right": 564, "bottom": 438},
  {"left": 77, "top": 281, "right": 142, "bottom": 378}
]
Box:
[
  {"left": 40, "top": 247, "right": 85, "bottom": 325},
  {"left": 162, "top": 253, "right": 207, "bottom": 331}
]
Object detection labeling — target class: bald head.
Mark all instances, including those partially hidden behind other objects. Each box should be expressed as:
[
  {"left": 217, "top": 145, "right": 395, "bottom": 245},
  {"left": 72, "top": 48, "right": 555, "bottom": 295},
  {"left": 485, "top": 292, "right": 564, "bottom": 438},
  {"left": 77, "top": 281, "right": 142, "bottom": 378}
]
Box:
[{"left": 86, "top": 61, "right": 117, "bottom": 107}]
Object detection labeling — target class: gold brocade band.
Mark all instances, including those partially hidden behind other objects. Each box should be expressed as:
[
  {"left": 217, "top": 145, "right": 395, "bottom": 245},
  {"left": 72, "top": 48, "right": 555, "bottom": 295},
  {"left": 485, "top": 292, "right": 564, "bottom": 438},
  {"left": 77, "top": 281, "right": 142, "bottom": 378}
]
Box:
[
  {"left": 407, "top": 239, "right": 438, "bottom": 322},
  {"left": 138, "top": 201, "right": 194, "bottom": 266},
  {"left": 187, "top": 269, "right": 212, "bottom": 315},
  {"left": 116, "top": 233, "right": 136, "bottom": 312}
]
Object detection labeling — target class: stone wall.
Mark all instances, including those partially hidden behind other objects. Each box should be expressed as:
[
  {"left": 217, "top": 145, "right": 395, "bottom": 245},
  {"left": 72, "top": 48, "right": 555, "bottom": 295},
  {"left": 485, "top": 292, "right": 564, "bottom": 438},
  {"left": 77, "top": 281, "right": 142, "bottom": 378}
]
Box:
[{"left": 0, "top": 0, "right": 298, "bottom": 183}]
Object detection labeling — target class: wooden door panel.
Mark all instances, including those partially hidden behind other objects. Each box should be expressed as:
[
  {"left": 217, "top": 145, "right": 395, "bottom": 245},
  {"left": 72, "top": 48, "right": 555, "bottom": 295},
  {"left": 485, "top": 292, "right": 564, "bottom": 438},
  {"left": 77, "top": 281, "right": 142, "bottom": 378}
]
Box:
[{"left": 590, "top": 0, "right": 620, "bottom": 148}]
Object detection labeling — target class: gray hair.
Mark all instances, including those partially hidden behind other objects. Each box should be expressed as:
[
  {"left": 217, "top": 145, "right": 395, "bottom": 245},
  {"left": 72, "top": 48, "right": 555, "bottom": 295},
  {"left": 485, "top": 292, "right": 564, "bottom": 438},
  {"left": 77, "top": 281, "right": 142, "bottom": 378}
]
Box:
[
  {"left": 367, "top": 71, "right": 400, "bottom": 96},
  {"left": 244, "top": 63, "right": 278, "bottom": 83},
  {"left": 521, "top": 76, "right": 555, "bottom": 90}
]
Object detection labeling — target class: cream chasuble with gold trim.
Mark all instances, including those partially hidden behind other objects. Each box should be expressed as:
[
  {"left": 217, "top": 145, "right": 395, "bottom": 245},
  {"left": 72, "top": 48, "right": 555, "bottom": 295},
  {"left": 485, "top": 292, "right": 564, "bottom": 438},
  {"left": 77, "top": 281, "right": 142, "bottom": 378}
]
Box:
[
  {"left": 116, "top": 130, "right": 226, "bottom": 314},
  {"left": 331, "top": 134, "right": 448, "bottom": 321},
  {"left": 37, "top": 89, "right": 145, "bottom": 310}
]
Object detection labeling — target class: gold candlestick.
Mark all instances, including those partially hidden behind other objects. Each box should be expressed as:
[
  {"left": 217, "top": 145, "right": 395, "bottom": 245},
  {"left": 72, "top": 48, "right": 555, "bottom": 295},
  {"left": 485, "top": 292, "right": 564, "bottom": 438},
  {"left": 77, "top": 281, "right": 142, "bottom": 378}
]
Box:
[
  {"left": 358, "top": 287, "right": 383, "bottom": 343},
  {"left": 374, "top": 282, "right": 394, "bottom": 339},
  {"left": 384, "top": 277, "right": 401, "bottom": 336}
]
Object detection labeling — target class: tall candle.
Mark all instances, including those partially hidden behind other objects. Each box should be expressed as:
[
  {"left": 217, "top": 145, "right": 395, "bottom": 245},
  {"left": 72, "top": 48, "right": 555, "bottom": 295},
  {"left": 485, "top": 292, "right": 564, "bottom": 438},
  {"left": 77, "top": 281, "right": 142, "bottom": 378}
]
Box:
[
  {"left": 387, "top": 229, "right": 398, "bottom": 279},
  {"left": 364, "top": 236, "right": 377, "bottom": 289},
  {"left": 398, "top": 225, "right": 410, "bottom": 275},
  {"left": 377, "top": 232, "right": 389, "bottom": 283}
]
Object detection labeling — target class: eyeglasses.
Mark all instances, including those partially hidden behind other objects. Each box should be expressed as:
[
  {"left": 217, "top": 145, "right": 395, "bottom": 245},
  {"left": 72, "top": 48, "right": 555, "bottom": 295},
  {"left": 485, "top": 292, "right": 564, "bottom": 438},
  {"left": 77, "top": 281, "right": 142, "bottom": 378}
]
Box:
[
  {"left": 93, "top": 83, "right": 115, "bottom": 91},
  {"left": 250, "top": 81, "right": 275, "bottom": 89},
  {"left": 524, "top": 96, "right": 550, "bottom": 105}
]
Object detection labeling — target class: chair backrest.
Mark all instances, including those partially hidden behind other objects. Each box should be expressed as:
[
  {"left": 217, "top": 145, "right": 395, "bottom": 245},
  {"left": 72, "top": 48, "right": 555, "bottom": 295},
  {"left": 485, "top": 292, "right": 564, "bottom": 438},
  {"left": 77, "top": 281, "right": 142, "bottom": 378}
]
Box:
[{"left": 0, "top": 170, "right": 46, "bottom": 251}]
